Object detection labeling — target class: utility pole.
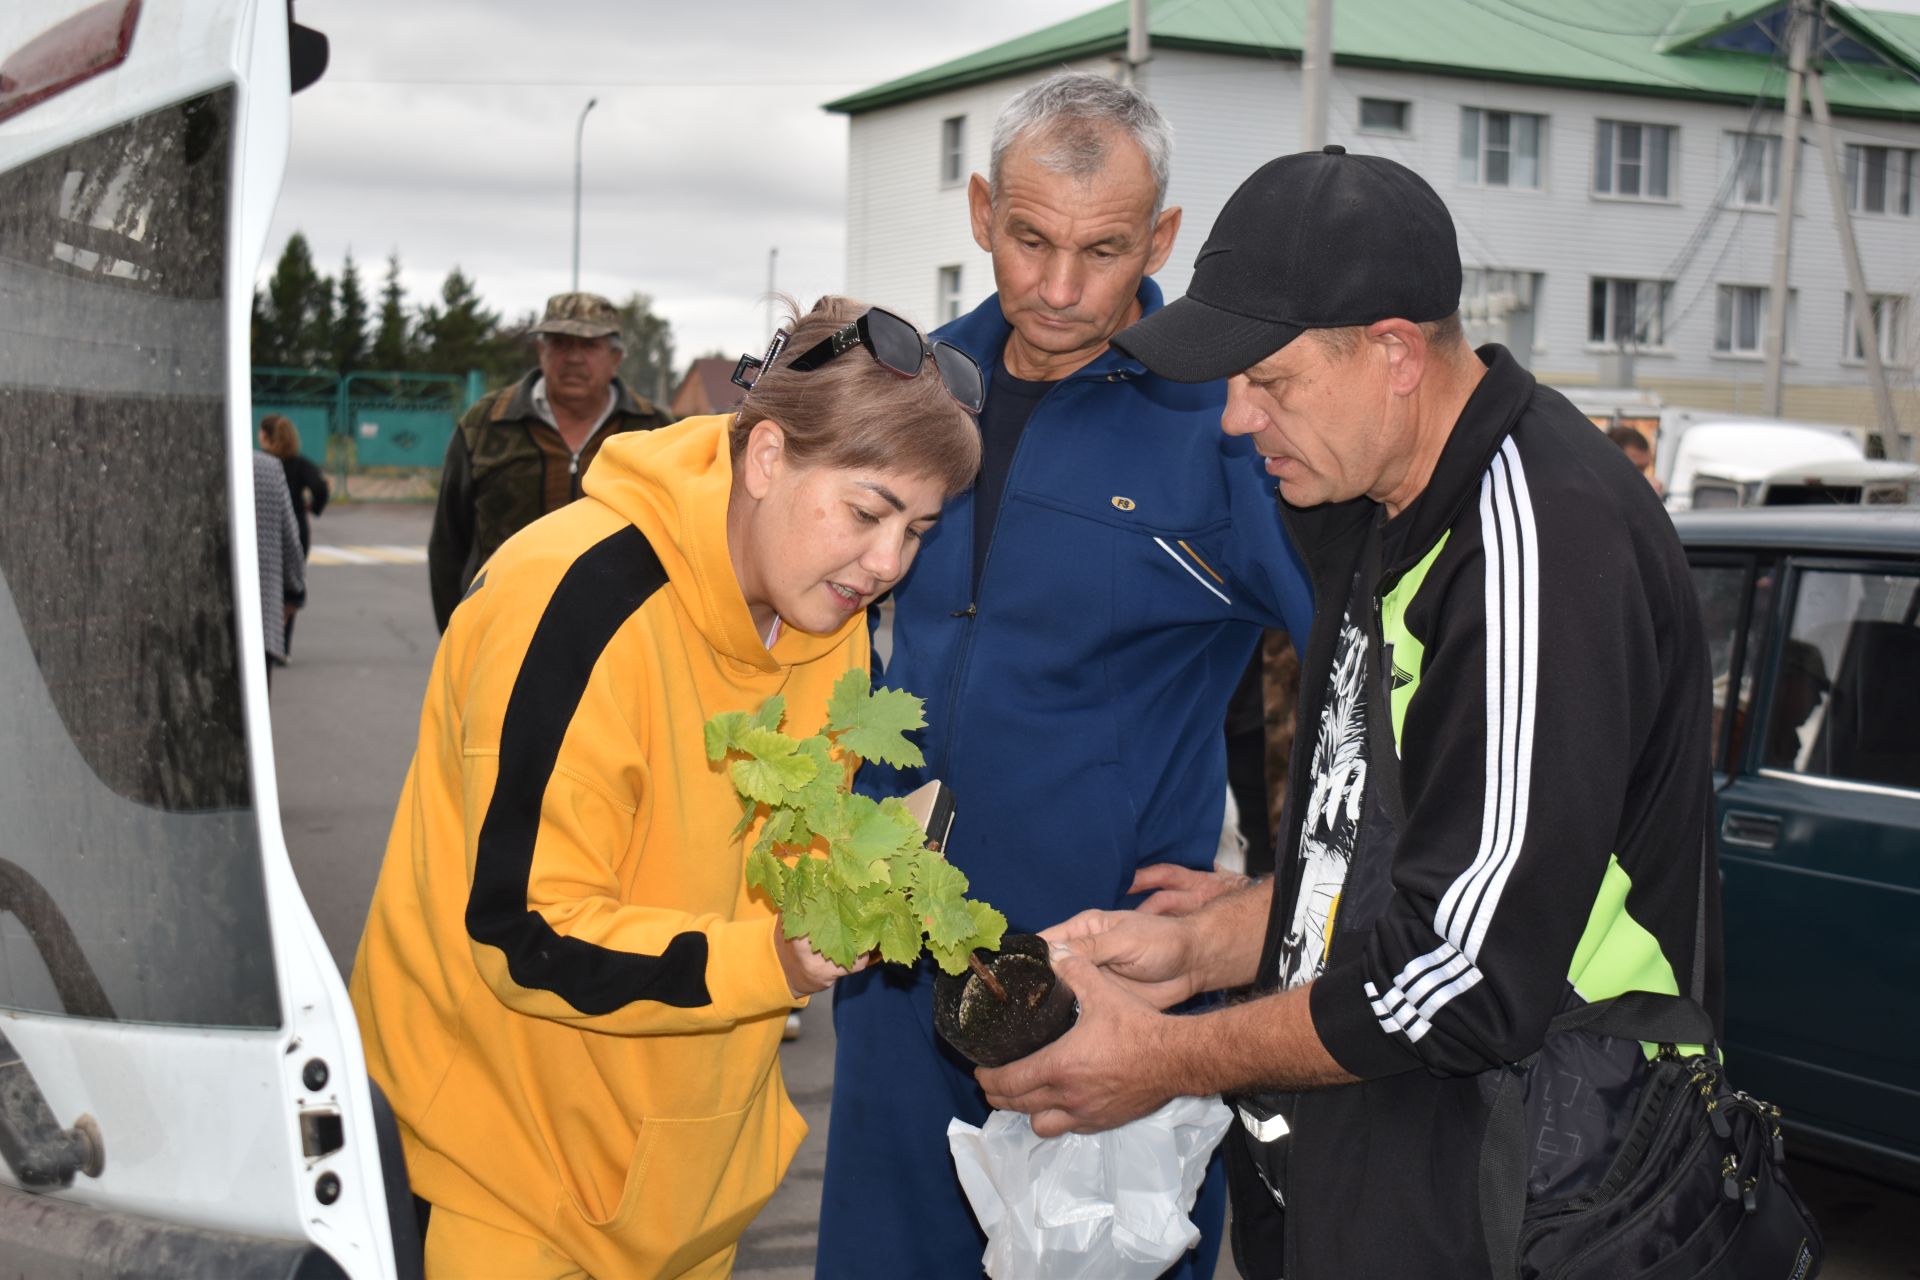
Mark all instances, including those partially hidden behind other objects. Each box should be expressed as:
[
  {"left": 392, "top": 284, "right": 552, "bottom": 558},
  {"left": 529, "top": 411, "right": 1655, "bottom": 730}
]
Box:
[
  {"left": 571, "top": 97, "right": 597, "bottom": 292},
  {"left": 1761, "top": 0, "right": 1808, "bottom": 416},
  {"left": 1806, "top": 60, "right": 1900, "bottom": 444},
  {"left": 1122, "top": 0, "right": 1149, "bottom": 88},
  {"left": 1301, "top": 0, "right": 1333, "bottom": 150}
]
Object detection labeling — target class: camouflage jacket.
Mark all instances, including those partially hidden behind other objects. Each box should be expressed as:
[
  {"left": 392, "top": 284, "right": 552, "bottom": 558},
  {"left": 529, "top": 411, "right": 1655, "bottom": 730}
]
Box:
[{"left": 428, "top": 370, "right": 670, "bottom": 630}]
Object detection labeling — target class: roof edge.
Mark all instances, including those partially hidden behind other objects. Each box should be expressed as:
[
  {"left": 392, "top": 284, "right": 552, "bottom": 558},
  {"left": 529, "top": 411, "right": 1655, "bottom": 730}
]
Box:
[
  {"left": 829, "top": 38, "right": 1920, "bottom": 122},
  {"left": 826, "top": 33, "right": 1132, "bottom": 114}
]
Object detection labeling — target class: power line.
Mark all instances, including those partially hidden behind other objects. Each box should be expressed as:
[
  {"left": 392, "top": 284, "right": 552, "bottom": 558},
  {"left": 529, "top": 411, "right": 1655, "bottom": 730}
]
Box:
[
  {"left": 1452, "top": 0, "right": 1704, "bottom": 91},
  {"left": 1479, "top": 0, "right": 1679, "bottom": 39},
  {"left": 1660, "top": 53, "right": 1785, "bottom": 286}
]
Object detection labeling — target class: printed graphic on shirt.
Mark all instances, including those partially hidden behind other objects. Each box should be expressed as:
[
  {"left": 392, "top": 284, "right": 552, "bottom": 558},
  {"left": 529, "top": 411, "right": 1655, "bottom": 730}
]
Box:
[{"left": 1280, "top": 606, "right": 1368, "bottom": 989}]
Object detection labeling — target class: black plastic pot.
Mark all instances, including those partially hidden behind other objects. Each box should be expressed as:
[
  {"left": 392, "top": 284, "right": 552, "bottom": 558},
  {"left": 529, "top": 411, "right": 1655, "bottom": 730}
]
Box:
[{"left": 932, "top": 933, "right": 1078, "bottom": 1068}]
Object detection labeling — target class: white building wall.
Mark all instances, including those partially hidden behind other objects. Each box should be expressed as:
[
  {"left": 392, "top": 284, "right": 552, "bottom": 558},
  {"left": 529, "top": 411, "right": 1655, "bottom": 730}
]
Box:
[
  {"left": 844, "top": 58, "right": 1108, "bottom": 336},
  {"left": 842, "top": 48, "right": 1920, "bottom": 411}
]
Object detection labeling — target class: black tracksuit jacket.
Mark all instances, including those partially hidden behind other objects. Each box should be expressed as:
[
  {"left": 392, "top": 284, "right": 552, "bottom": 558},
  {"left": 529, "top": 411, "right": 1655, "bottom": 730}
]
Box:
[{"left": 1229, "top": 345, "right": 1724, "bottom": 1279}]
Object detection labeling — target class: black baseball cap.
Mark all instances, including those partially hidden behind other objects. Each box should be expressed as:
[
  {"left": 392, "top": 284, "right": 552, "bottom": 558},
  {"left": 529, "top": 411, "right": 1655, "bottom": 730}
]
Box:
[{"left": 1113, "top": 145, "right": 1462, "bottom": 382}]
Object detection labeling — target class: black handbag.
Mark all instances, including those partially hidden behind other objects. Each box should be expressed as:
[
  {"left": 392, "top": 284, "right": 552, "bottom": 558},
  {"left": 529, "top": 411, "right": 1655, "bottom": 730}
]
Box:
[{"left": 1480, "top": 862, "right": 1823, "bottom": 1279}]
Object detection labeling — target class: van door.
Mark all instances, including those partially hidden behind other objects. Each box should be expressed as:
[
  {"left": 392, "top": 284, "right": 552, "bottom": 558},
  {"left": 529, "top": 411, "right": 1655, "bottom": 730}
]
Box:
[
  {"left": 0, "top": 3, "right": 403, "bottom": 1275},
  {"left": 1715, "top": 555, "right": 1920, "bottom": 1178}
]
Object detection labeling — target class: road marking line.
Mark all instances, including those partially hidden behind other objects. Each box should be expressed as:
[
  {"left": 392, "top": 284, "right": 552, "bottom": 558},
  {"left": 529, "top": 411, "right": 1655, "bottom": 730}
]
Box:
[{"left": 311, "top": 545, "right": 426, "bottom": 566}]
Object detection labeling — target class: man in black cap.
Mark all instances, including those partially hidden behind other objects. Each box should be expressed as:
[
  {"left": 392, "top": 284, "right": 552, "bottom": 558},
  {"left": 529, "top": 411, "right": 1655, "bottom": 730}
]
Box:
[{"left": 978, "top": 147, "right": 1721, "bottom": 1278}]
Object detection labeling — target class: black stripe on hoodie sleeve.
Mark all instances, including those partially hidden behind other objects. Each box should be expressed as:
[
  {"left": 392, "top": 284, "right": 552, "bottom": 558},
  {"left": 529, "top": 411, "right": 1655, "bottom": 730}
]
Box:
[{"left": 465, "top": 524, "right": 712, "bottom": 1013}]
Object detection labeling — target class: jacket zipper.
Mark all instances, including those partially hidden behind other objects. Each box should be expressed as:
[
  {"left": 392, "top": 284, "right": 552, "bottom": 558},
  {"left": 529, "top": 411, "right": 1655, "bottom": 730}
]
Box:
[{"left": 936, "top": 369, "right": 1122, "bottom": 768}]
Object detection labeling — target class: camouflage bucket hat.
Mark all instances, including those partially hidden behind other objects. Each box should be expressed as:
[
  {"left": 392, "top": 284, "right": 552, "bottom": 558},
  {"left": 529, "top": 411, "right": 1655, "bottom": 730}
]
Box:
[{"left": 532, "top": 292, "right": 622, "bottom": 340}]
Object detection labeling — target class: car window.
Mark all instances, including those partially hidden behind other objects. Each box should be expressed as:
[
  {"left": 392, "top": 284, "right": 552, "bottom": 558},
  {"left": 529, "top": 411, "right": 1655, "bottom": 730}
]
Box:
[
  {"left": 1763, "top": 567, "right": 1920, "bottom": 791},
  {"left": 0, "top": 86, "right": 280, "bottom": 1027},
  {"left": 1691, "top": 561, "right": 1749, "bottom": 769},
  {"left": 1690, "top": 557, "right": 1779, "bottom": 771}
]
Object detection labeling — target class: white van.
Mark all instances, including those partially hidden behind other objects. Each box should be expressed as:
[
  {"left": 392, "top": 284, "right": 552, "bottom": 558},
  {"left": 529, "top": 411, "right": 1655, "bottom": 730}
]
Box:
[
  {"left": 0, "top": 3, "right": 412, "bottom": 1276},
  {"left": 1664, "top": 419, "right": 1869, "bottom": 511},
  {"left": 1689, "top": 457, "right": 1920, "bottom": 510}
]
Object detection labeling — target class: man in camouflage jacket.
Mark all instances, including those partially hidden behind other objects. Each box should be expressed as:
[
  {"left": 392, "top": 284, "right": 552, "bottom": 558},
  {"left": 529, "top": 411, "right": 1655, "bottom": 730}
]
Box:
[{"left": 428, "top": 291, "right": 671, "bottom": 630}]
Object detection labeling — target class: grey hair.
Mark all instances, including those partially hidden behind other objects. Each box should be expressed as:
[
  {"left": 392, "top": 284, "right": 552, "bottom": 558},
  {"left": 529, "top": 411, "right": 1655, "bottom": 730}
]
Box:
[{"left": 989, "top": 71, "right": 1172, "bottom": 213}]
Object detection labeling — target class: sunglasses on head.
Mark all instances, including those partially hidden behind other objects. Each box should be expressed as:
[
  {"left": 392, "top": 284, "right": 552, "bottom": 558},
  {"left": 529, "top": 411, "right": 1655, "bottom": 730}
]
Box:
[{"left": 731, "top": 307, "right": 984, "bottom": 415}]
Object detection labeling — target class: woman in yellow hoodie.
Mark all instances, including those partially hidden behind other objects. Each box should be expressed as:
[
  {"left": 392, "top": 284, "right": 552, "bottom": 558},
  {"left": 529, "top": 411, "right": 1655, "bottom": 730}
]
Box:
[{"left": 350, "top": 297, "right": 982, "bottom": 1279}]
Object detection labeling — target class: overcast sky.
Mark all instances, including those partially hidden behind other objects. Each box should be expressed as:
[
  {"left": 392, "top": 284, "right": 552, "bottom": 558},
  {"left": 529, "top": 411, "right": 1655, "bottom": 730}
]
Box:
[
  {"left": 273, "top": 0, "right": 1920, "bottom": 373},
  {"left": 272, "top": 0, "right": 1095, "bottom": 370}
]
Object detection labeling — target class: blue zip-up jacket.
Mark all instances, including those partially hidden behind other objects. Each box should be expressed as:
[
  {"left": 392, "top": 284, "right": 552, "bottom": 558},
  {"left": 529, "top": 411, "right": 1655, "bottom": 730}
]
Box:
[
  {"left": 854, "top": 280, "right": 1313, "bottom": 929},
  {"left": 819, "top": 281, "right": 1311, "bottom": 1280}
]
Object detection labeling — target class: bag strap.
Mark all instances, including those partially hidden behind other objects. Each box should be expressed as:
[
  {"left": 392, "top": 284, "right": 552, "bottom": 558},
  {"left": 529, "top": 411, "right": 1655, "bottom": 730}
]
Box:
[{"left": 1479, "top": 830, "right": 1715, "bottom": 1279}]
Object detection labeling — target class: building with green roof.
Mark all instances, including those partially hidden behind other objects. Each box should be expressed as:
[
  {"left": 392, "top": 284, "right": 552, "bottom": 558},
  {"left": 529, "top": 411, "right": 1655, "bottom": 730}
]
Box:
[{"left": 830, "top": 0, "right": 1920, "bottom": 443}]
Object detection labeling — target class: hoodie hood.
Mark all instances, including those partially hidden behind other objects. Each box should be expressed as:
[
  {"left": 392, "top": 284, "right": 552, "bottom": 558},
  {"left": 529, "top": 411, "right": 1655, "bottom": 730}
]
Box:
[{"left": 582, "top": 414, "right": 862, "bottom": 672}]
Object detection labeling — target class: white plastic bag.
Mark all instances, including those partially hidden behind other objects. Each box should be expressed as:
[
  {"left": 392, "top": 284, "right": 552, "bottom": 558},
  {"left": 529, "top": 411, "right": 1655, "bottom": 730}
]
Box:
[{"left": 947, "top": 1096, "right": 1233, "bottom": 1280}]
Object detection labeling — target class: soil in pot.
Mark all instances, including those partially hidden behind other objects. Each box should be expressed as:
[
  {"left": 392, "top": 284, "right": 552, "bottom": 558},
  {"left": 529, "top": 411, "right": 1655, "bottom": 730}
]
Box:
[{"left": 933, "top": 933, "right": 1078, "bottom": 1068}]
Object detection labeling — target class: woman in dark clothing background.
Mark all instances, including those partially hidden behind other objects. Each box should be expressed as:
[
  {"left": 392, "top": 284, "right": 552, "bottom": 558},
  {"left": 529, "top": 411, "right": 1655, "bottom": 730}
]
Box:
[
  {"left": 258, "top": 414, "right": 328, "bottom": 654},
  {"left": 258, "top": 413, "right": 329, "bottom": 553}
]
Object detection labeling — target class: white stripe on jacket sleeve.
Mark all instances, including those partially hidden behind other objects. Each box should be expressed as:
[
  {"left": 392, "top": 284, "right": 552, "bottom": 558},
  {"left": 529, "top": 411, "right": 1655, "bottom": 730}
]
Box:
[{"left": 1371, "top": 438, "right": 1539, "bottom": 1044}]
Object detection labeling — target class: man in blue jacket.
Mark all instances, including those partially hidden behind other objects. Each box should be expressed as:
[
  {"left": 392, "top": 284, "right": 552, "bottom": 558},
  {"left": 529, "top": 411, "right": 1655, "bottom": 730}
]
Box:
[{"left": 817, "top": 71, "right": 1312, "bottom": 1279}]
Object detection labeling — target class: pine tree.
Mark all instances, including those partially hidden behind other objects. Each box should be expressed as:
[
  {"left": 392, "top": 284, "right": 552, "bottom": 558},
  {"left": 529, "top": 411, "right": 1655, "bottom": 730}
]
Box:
[
  {"left": 332, "top": 251, "right": 370, "bottom": 374},
  {"left": 416, "top": 267, "right": 500, "bottom": 376},
  {"left": 255, "top": 232, "right": 323, "bottom": 367},
  {"left": 615, "top": 292, "right": 677, "bottom": 406},
  {"left": 482, "top": 309, "right": 541, "bottom": 385},
  {"left": 371, "top": 253, "right": 410, "bottom": 371},
  {"left": 302, "top": 274, "right": 336, "bottom": 370}
]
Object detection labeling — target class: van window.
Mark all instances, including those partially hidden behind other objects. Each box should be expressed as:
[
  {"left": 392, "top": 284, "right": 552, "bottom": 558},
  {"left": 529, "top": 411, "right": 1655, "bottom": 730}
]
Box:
[
  {"left": 1764, "top": 568, "right": 1920, "bottom": 790},
  {"left": 0, "top": 87, "right": 279, "bottom": 1027}
]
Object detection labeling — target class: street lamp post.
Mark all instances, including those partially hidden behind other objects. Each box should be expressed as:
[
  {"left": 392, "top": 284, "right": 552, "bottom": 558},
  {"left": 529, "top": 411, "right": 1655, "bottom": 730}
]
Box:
[{"left": 571, "top": 97, "right": 597, "bottom": 292}]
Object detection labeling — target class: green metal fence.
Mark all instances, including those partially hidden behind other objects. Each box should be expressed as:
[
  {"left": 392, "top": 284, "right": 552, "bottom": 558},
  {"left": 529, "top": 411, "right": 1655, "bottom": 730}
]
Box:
[{"left": 251, "top": 367, "right": 488, "bottom": 496}]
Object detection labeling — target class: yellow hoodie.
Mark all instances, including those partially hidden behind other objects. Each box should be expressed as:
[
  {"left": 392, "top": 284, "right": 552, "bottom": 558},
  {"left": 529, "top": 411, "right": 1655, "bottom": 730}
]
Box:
[{"left": 350, "top": 414, "right": 867, "bottom": 1278}]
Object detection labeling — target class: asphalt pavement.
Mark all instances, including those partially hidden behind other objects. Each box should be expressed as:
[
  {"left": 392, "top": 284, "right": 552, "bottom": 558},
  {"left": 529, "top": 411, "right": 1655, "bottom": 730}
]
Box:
[{"left": 270, "top": 501, "right": 1916, "bottom": 1280}]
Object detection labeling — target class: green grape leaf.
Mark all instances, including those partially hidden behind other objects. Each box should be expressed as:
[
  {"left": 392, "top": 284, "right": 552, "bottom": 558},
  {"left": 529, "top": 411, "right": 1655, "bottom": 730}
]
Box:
[
  {"left": 705, "top": 680, "right": 1002, "bottom": 977},
  {"left": 964, "top": 900, "right": 1008, "bottom": 954},
  {"left": 704, "top": 711, "right": 750, "bottom": 762},
  {"left": 791, "top": 867, "right": 869, "bottom": 970},
  {"left": 925, "top": 935, "right": 975, "bottom": 976},
  {"left": 871, "top": 892, "right": 925, "bottom": 967},
  {"left": 730, "top": 732, "right": 818, "bottom": 806},
  {"left": 910, "top": 848, "right": 970, "bottom": 906},
  {"left": 765, "top": 804, "right": 809, "bottom": 849},
  {"left": 834, "top": 684, "right": 928, "bottom": 770},
  {"left": 828, "top": 839, "right": 890, "bottom": 892},
  {"left": 914, "top": 856, "right": 979, "bottom": 949},
  {"left": 824, "top": 668, "right": 873, "bottom": 733},
  {"left": 841, "top": 794, "right": 922, "bottom": 865},
  {"left": 745, "top": 845, "right": 789, "bottom": 904}
]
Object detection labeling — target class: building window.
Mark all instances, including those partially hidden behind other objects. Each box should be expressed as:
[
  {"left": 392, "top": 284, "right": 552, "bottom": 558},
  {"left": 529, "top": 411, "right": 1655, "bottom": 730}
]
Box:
[
  {"left": 937, "top": 265, "right": 964, "bottom": 325},
  {"left": 940, "top": 115, "right": 966, "bottom": 187},
  {"left": 1462, "top": 268, "right": 1544, "bottom": 362},
  {"left": 1715, "top": 285, "right": 1794, "bottom": 356},
  {"left": 1845, "top": 293, "right": 1907, "bottom": 364},
  {"left": 1588, "top": 277, "right": 1670, "bottom": 347},
  {"left": 1459, "top": 108, "right": 1544, "bottom": 188},
  {"left": 1593, "top": 121, "right": 1674, "bottom": 199},
  {"left": 1358, "top": 98, "right": 1410, "bottom": 134},
  {"left": 1725, "top": 133, "right": 1782, "bottom": 208},
  {"left": 1844, "top": 144, "right": 1916, "bottom": 216}
]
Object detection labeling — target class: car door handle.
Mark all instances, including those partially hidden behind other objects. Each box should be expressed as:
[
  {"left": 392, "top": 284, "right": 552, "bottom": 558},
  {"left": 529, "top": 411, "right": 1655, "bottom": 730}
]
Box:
[{"left": 1721, "top": 810, "right": 1782, "bottom": 850}]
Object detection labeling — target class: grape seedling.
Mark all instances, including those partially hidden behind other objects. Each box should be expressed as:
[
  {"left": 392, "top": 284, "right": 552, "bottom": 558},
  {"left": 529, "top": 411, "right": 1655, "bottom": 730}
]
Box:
[{"left": 706, "top": 669, "right": 1006, "bottom": 976}]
